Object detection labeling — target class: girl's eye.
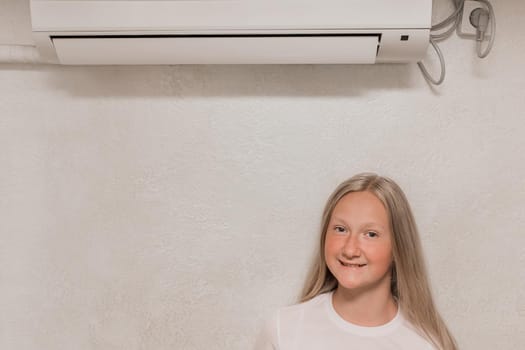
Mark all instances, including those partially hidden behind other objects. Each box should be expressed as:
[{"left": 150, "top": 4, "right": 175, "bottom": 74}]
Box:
[
  {"left": 365, "top": 231, "right": 378, "bottom": 238},
  {"left": 334, "top": 226, "right": 346, "bottom": 233}
]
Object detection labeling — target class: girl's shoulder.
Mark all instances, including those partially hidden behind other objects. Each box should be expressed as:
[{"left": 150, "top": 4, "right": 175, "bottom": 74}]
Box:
[
  {"left": 279, "top": 291, "right": 330, "bottom": 317},
  {"left": 254, "top": 295, "right": 329, "bottom": 350},
  {"left": 261, "top": 292, "right": 331, "bottom": 337},
  {"left": 276, "top": 292, "right": 332, "bottom": 335}
]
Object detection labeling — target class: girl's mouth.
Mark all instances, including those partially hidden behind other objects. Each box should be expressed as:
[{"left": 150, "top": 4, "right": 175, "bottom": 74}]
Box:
[{"left": 339, "top": 260, "right": 366, "bottom": 268}]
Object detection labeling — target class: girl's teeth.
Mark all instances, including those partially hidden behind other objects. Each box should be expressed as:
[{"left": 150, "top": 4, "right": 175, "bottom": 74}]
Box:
[{"left": 341, "top": 262, "right": 365, "bottom": 267}]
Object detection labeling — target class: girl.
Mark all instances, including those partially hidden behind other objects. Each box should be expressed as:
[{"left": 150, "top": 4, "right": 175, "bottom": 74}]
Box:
[{"left": 255, "top": 173, "right": 457, "bottom": 350}]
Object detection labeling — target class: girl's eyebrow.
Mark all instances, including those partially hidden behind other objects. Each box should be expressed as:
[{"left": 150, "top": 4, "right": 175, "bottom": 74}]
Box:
[{"left": 331, "top": 216, "right": 387, "bottom": 230}]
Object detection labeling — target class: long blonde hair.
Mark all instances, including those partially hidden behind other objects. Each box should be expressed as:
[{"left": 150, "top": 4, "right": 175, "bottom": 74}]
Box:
[{"left": 300, "top": 173, "right": 457, "bottom": 350}]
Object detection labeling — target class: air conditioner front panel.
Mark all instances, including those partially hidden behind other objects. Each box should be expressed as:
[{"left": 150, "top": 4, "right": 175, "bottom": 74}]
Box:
[
  {"left": 30, "top": 0, "right": 433, "bottom": 64},
  {"left": 31, "top": 0, "right": 432, "bottom": 31},
  {"left": 52, "top": 35, "right": 380, "bottom": 65}
]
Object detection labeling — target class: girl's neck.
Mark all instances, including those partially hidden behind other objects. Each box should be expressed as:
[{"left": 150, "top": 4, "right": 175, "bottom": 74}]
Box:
[{"left": 332, "top": 284, "right": 398, "bottom": 327}]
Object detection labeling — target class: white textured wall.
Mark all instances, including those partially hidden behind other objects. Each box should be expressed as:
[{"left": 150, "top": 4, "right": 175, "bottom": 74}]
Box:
[{"left": 1, "top": 1, "right": 524, "bottom": 349}]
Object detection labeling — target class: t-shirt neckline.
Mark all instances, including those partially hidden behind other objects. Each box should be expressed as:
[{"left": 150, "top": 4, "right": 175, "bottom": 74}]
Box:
[{"left": 324, "top": 290, "right": 402, "bottom": 337}]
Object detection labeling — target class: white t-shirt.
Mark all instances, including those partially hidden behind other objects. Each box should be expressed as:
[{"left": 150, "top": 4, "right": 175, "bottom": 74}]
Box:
[{"left": 255, "top": 291, "right": 434, "bottom": 350}]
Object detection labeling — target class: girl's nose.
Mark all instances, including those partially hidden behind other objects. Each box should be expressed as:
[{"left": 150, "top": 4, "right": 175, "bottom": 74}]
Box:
[{"left": 342, "top": 234, "right": 361, "bottom": 259}]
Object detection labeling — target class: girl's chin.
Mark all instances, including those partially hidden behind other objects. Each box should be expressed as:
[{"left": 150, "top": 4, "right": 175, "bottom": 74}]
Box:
[
  {"left": 332, "top": 272, "right": 393, "bottom": 293},
  {"left": 336, "top": 281, "right": 367, "bottom": 291}
]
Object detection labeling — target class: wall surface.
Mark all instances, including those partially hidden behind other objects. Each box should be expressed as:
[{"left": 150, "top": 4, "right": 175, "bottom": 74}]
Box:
[{"left": 1, "top": 1, "right": 524, "bottom": 349}]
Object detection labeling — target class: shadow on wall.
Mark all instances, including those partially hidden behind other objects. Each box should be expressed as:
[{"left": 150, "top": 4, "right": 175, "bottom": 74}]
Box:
[{"left": 1, "top": 63, "right": 417, "bottom": 97}]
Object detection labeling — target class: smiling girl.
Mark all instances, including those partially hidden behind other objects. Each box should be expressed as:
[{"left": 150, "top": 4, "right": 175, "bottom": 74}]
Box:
[{"left": 255, "top": 173, "right": 457, "bottom": 350}]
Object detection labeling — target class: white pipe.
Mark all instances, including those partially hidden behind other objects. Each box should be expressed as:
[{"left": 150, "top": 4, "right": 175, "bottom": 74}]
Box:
[{"left": 0, "top": 45, "right": 52, "bottom": 64}]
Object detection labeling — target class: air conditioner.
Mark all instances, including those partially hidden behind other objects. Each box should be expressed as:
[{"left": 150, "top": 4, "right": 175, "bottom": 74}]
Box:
[{"left": 30, "top": 0, "right": 432, "bottom": 65}]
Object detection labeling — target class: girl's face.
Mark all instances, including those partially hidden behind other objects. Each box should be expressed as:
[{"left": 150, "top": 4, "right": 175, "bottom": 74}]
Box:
[{"left": 324, "top": 191, "right": 393, "bottom": 294}]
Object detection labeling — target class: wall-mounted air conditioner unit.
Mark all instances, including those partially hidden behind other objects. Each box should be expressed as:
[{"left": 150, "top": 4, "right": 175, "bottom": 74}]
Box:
[{"left": 30, "top": 0, "right": 432, "bottom": 65}]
